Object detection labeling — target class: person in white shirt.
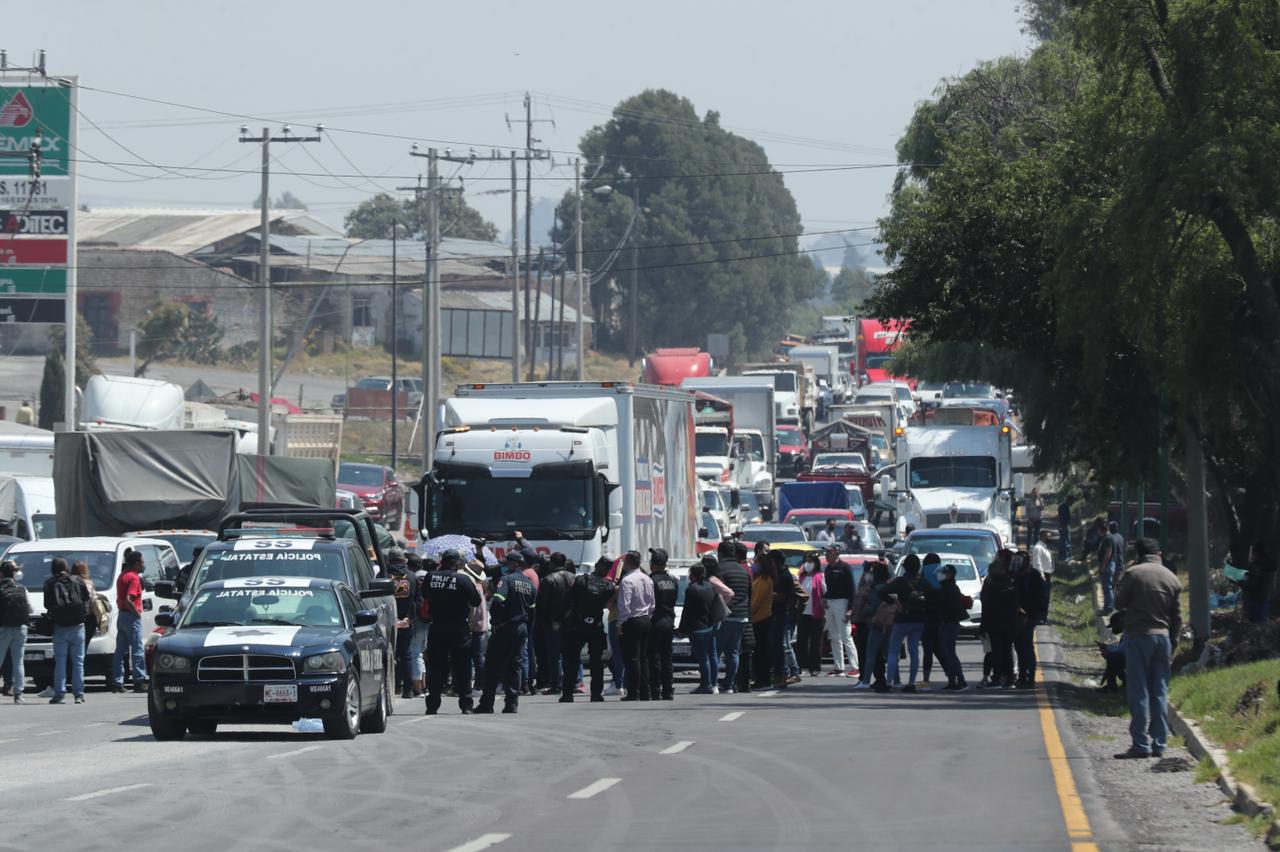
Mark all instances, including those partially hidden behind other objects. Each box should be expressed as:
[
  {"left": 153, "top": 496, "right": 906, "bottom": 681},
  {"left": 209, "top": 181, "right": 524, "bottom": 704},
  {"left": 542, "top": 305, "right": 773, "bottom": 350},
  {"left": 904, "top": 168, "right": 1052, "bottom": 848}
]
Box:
[
  {"left": 815, "top": 519, "right": 837, "bottom": 543},
  {"left": 1032, "top": 530, "right": 1055, "bottom": 579}
]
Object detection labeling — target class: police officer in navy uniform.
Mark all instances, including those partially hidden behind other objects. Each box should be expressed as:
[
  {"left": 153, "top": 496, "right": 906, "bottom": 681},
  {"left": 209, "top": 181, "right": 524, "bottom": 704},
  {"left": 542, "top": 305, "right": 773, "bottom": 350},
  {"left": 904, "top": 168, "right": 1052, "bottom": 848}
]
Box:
[
  {"left": 422, "top": 549, "right": 482, "bottom": 715},
  {"left": 559, "top": 557, "right": 617, "bottom": 703},
  {"left": 647, "top": 548, "right": 679, "bottom": 700},
  {"left": 476, "top": 553, "right": 537, "bottom": 714}
]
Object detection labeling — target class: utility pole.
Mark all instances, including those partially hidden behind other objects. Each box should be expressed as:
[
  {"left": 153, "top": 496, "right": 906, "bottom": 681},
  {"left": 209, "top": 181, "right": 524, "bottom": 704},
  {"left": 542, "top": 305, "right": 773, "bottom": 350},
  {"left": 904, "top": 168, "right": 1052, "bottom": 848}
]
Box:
[
  {"left": 1182, "top": 418, "right": 1211, "bottom": 649},
  {"left": 575, "top": 158, "right": 585, "bottom": 380},
  {"left": 511, "top": 152, "right": 520, "bottom": 381},
  {"left": 390, "top": 221, "right": 398, "bottom": 470},
  {"left": 408, "top": 145, "right": 500, "bottom": 466},
  {"left": 630, "top": 183, "right": 640, "bottom": 367},
  {"left": 506, "top": 94, "right": 552, "bottom": 382},
  {"left": 239, "top": 124, "right": 322, "bottom": 458}
]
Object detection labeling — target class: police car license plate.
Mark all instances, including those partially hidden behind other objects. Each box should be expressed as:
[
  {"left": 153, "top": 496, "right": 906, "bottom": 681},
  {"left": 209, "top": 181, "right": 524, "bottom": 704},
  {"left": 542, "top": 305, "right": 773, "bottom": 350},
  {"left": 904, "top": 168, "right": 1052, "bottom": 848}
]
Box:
[{"left": 263, "top": 685, "right": 297, "bottom": 703}]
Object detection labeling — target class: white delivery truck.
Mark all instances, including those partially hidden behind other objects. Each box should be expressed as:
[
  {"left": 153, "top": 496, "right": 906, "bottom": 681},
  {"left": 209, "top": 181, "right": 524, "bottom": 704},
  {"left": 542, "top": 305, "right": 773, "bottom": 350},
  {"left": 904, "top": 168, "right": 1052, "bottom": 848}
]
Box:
[
  {"left": 0, "top": 474, "right": 56, "bottom": 539},
  {"left": 887, "top": 424, "right": 1022, "bottom": 544},
  {"left": 0, "top": 422, "right": 55, "bottom": 477},
  {"left": 788, "top": 345, "right": 850, "bottom": 404},
  {"left": 413, "top": 382, "right": 699, "bottom": 566},
  {"left": 681, "top": 376, "right": 776, "bottom": 517},
  {"left": 80, "top": 373, "right": 186, "bottom": 431}
]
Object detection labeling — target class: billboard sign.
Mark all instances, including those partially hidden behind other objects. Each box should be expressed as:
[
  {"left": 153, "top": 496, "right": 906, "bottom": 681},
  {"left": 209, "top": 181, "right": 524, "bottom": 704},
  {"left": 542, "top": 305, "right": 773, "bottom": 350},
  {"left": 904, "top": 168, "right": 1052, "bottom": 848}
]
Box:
[
  {"left": 0, "top": 85, "right": 72, "bottom": 176},
  {"left": 0, "top": 297, "right": 64, "bottom": 323},
  {"left": 0, "top": 238, "right": 68, "bottom": 265},
  {"left": 0, "top": 267, "right": 68, "bottom": 295},
  {"left": 0, "top": 176, "right": 71, "bottom": 208},
  {"left": 0, "top": 209, "right": 68, "bottom": 235}
]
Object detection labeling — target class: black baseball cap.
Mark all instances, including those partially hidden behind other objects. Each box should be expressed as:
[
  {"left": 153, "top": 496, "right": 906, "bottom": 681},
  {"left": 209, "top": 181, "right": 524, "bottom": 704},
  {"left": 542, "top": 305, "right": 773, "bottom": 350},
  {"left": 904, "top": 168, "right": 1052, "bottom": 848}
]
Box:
[
  {"left": 648, "top": 547, "right": 669, "bottom": 566},
  {"left": 504, "top": 551, "right": 525, "bottom": 565}
]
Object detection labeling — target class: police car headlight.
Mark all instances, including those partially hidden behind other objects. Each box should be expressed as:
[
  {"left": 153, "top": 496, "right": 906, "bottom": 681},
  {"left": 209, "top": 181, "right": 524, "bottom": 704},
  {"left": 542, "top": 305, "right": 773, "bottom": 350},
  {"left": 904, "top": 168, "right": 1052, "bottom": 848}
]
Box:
[
  {"left": 155, "top": 654, "right": 190, "bottom": 673},
  {"left": 304, "top": 652, "right": 346, "bottom": 673}
]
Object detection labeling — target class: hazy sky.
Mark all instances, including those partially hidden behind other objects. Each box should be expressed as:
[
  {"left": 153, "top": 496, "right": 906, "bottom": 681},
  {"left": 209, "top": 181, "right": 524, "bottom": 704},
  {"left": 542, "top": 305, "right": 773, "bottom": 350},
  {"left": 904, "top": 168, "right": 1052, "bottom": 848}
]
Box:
[{"left": 6, "top": 1, "right": 1031, "bottom": 247}]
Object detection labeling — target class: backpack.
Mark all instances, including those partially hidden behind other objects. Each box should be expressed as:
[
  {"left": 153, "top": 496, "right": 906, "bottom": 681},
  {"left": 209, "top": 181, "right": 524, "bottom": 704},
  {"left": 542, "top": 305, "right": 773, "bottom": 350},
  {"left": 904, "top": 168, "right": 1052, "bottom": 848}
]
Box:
[
  {"left": 0, "top": 581, "right": 30, "bottom": 627},
  {"left": 49, "top": 575, "right": 86, "bottom": 627}
]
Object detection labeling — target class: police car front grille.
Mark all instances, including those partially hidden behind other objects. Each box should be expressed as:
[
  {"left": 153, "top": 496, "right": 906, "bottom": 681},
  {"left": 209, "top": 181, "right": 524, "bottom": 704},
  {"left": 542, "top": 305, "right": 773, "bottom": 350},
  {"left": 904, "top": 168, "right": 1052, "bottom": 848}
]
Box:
[{"left": 197, "top": 654, "right": 296, "bottom": 682}]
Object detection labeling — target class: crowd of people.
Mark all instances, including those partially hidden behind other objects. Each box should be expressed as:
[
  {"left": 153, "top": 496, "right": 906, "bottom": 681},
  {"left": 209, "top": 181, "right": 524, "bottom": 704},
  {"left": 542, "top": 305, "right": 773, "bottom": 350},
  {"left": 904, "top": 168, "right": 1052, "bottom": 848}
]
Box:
[{"left": 381, "top": 528, "right": 1069, "bottom": 715}]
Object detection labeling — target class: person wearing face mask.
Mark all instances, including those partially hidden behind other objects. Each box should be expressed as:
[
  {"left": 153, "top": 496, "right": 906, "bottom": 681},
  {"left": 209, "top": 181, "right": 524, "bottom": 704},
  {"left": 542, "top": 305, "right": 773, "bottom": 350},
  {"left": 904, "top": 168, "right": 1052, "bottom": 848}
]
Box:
[
  {"left": 795, "top": 553, "right": 827, "bottom": 677},
  {"left": 0, "top": 560, "right": 32, "bottom": 703}
]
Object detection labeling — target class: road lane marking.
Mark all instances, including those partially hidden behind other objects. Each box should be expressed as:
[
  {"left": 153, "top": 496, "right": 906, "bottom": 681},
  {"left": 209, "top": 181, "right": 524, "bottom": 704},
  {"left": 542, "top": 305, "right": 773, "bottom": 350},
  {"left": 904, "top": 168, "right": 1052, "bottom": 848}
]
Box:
[
  {"left": 80, "top": 722, "right": 107, "bottom": 728},
  {"left": 402, "top": 715, "right": 434, "bottom": 724},
  {"left": 719, "top": 711, "right": 744, "bottom": 722},
  {"left": 758, "top": 690, "right": 778, "bottom": 697},
  {"left": 567, "top": 778, "right": 620, "bottom": 799},
  {"left": 445, "top": 834, "right": 511, "bottom": 852},
  {"left": 34, "top": 730, "right": 64, "bottom": 737},
  {"left": 1035, "top": 669, "right": 1098, "bottom": 851},
  {"left": 265, "top": 744, "right": 325, "bottom": 760},
  {"left": 0, "top": 738, "right": 17, "bottom": 746},
  {"left": 66, "top": 784, "right": 152, "bottom": 802},
  {"left": 660, "top": 740, "right": 695, "bottom": 755}
]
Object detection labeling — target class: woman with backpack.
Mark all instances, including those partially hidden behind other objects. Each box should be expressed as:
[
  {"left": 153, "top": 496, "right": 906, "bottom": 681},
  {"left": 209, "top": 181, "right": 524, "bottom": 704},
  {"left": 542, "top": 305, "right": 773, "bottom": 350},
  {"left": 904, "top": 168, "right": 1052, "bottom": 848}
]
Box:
[
  {"left": 884, "top": 554, "right": 930, "bottom": 692},
  {"left": 795, "top": 553, "right": 826, "bottom": 677}
]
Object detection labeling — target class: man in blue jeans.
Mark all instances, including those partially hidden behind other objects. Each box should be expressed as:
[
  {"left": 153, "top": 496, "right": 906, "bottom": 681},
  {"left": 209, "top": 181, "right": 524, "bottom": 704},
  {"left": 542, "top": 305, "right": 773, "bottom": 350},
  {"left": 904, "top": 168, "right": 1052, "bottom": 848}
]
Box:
[
  {"left": 42, "top": 557, "right": 88, "bottom": 704},
  {"left": 112, "top": 548, "right": 148, "bottom": 693},
  {"left": 1113, "top": 538, "right": 1182, "bottom": 759},
  {"left": 713, "top": 540, "right": 751, "bottom": 694},
  {"left": 0, "top": 560, "right": 33, "bottom": 703}
]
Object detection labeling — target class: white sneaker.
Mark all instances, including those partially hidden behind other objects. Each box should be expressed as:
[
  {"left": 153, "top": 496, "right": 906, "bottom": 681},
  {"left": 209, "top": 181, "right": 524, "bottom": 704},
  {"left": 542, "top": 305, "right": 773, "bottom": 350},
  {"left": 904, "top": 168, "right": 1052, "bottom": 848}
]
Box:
[
  {"left": 602, "top": 685, "right": 620, "bottom": 696},
  {"left": 37, "top": 686, "right": 54, "bottom": 698},
  {"left": 711, "top": 686, "right": 719, "bottom": 695}
]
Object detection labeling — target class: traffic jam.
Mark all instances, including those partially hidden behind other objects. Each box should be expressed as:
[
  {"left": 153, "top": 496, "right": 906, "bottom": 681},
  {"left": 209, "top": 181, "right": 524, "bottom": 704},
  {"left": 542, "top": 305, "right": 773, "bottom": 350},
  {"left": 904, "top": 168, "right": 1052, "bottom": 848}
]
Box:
[{"left": 1, "top": 313, "right": 1034, "bottom": 738}]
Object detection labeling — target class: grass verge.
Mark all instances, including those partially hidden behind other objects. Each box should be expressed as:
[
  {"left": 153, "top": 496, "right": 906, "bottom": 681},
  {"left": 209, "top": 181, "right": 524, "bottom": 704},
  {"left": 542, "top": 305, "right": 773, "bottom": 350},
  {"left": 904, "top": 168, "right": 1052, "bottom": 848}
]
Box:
[{"left": 1168, "top": 657, "right": 1280, "bottom": 808}]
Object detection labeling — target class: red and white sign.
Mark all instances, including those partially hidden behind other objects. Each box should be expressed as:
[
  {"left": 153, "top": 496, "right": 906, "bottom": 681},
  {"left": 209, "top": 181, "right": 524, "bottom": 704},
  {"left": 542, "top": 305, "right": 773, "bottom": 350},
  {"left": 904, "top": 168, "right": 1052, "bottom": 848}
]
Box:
[
  {"left": 492, "top": 450, "right": 532, "bottom": 461},
  {"left": 0, "top": 239, "right": 67, "bottom": 266}
]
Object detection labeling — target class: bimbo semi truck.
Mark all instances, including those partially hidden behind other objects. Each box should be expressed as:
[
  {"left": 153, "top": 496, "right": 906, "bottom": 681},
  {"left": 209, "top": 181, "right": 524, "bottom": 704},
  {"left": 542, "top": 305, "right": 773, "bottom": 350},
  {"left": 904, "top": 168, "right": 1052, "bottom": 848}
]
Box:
[{"left": 413, "top": 382, "right": 699, "bottom": 565}]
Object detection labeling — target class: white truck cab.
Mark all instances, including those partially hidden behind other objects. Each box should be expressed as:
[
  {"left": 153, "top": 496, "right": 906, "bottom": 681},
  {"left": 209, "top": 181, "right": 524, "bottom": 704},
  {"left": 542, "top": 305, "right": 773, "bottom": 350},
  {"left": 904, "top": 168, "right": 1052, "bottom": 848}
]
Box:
[{"left": 889, "top": 424, "right": 1022, "bottom": 544}]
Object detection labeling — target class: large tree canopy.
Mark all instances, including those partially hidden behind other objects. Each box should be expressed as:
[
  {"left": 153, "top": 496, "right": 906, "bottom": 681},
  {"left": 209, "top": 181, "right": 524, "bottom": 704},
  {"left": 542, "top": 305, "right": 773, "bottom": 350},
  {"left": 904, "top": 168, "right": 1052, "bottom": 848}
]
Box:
[
  {"left": 871, "top": 0, "right": 1280, "bottom": 558},
  {"left": 554, "top": 89, "right": 822, "bottom": 359}
]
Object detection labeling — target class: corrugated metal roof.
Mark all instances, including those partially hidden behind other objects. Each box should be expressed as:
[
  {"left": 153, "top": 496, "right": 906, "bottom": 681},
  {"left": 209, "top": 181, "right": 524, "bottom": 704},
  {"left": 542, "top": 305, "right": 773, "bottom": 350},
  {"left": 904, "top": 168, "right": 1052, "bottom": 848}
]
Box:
[
  {"left": 406, "top": 287, "right": 591, "bottom": 323},
  {"left": 77, "top": 208, "right": 339, "bottom": 255},
  {"left": 230, "top": 253, "right": 498, "bottom": 281},
  {"left": 256, "top": 234, "right": 509, "bottom": 262}
]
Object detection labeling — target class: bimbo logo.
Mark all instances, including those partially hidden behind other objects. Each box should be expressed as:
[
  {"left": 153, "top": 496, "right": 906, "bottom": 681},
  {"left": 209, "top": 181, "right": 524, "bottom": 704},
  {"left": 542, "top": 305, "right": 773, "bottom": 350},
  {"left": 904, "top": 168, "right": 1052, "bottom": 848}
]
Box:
[
  {"left": 492, "top": 434, "right": 531, "bottom": 461},
  {"left": 0, "top": 92, "right": 33, "bottom": 128}
]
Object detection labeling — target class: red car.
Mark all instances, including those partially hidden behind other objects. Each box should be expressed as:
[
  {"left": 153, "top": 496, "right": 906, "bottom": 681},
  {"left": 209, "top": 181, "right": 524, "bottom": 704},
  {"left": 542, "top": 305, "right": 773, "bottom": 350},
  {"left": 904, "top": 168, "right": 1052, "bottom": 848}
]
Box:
[
  {"left": 776, "top": 423, "right": 809, "bottom": 476},
  {"left": 337, "top": 462, "right": 404, "bottom": 528}
]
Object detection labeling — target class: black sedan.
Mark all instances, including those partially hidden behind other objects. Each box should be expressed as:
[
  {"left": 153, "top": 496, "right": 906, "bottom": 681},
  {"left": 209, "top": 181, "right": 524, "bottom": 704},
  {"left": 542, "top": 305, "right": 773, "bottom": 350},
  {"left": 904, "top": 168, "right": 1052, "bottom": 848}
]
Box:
[{"left": 148, "top": 577, "right": 392, "bottom": 741}]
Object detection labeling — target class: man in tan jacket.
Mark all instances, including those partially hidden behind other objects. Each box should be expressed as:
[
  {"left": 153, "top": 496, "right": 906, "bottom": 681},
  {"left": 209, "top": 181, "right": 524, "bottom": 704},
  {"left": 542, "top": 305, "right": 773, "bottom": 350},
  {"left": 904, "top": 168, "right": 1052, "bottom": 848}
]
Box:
[{"left": 1113, "top": 538, "right": 1182, "bottom": 759}]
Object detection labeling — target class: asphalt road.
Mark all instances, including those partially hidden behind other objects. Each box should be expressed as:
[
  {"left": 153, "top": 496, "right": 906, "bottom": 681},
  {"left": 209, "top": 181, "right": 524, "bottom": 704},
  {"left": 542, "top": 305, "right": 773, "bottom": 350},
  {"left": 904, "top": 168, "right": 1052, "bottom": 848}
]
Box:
[{"left": 0, "top": 637, "right": 1100, "bottom": 852}]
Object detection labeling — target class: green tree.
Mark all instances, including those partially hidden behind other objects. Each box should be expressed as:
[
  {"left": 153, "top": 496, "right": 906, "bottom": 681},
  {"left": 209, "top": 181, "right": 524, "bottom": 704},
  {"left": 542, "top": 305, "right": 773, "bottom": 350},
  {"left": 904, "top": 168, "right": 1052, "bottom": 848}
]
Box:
[
  {"left": 251, "top": 190, "right": 308, "bottom": 209},
  {"left": 871, "top": 1, "right": 1280, "bottom": 558},
  {"left": 554, "top": 89, "right": 821, "bottom": 357},
  {"left": 132, "top": 302, "right": 224, "bottom": 376},
  {"left": 344, "top": 192, "right": 498, "bottom": 241},
  {"left": 38, "top": 317, "right": 96, "bottom": 429},
  {"left": 830, "top": 266, "right": 874, "bottom": 309}
]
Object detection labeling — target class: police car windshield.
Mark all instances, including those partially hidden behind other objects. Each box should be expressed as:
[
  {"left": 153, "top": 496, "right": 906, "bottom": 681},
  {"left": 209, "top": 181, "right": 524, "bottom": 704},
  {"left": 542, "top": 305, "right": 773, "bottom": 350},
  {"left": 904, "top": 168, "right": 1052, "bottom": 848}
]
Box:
[
  {"left": 192, "top": 541, "right": 348, "bottom": 589},
  {"left": 7, "top": 551, "right": 115, "bottom": 591},
  {"left": 182, "top": 583, "right": 344, "bottom": 629}
]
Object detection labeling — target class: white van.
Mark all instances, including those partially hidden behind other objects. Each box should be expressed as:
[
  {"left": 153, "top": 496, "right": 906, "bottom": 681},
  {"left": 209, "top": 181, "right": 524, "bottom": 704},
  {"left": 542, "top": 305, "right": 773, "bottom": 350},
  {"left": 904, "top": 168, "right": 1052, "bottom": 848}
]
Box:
[
  {"left": 6, "top": 537, "right": 180, "bottom": 688},
  {"left": 0, "top": 474, "right": 56, "bottom": 540},
  {"left": 0, "top": 423, "right": 56, "bottom": 477}
]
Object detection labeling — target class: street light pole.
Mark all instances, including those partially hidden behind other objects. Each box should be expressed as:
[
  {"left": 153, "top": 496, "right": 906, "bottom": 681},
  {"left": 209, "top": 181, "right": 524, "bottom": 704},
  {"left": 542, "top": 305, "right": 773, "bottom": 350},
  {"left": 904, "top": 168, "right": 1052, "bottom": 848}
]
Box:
[{"left": 629, "top": 183, "right": 639, "bottom": 368}]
